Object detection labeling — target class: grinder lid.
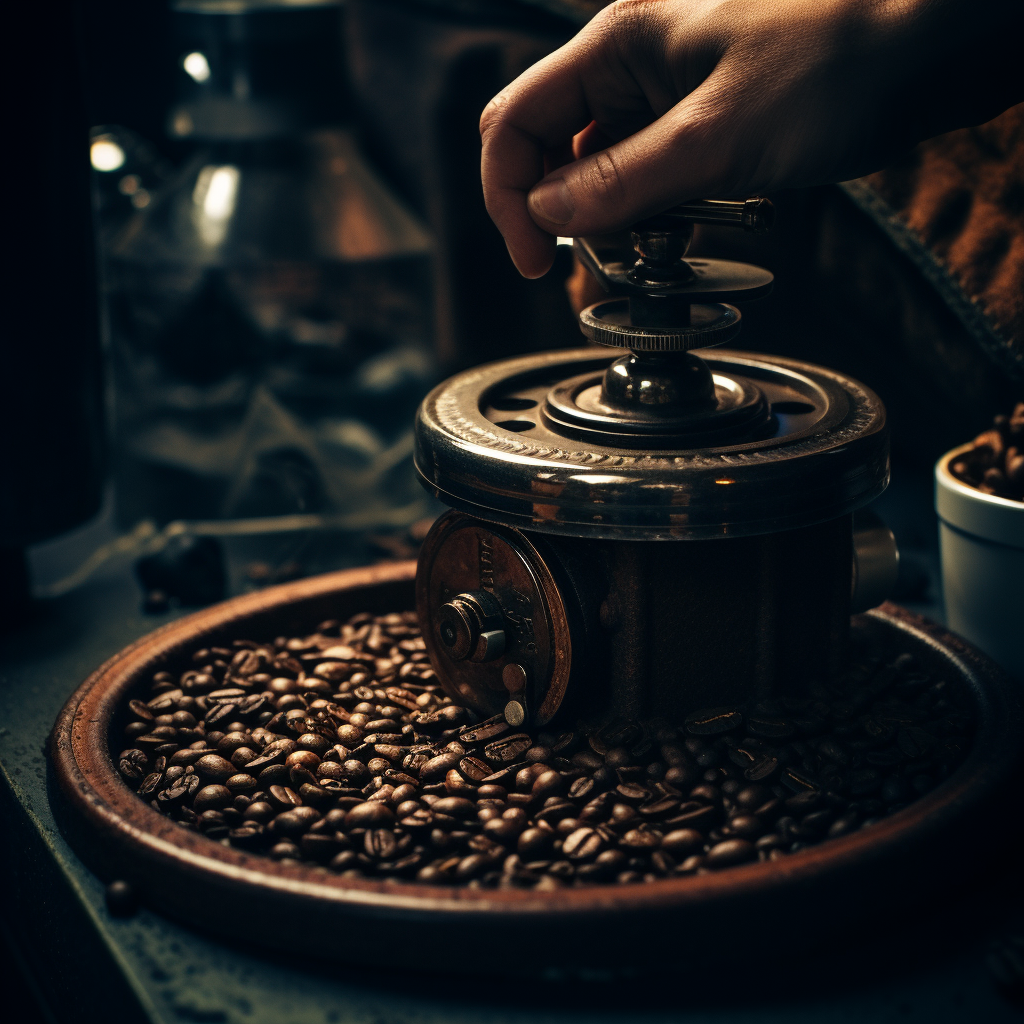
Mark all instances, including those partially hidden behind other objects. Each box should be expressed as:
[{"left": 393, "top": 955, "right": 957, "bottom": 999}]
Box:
[
  {"left": 416, "top": 199, "right": 888, "bottom": 539},
  {"left": 414, "top": 347, "right": 888, "bottom": 540}
]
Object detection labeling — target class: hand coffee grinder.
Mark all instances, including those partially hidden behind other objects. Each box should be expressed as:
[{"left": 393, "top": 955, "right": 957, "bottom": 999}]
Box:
[{"left": 414, "top": 199, "right": 896, "bottom": 729}]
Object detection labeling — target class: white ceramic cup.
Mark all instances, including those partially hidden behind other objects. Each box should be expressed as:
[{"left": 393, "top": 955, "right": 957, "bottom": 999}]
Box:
[{"left": 935, "top": 444, "right": 1024, "bottom": 680}]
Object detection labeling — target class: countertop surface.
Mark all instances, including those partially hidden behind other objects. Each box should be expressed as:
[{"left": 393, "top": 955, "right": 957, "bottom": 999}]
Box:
[{"left": 2, "top": 473, "right": 1022, "bottom": 1024}]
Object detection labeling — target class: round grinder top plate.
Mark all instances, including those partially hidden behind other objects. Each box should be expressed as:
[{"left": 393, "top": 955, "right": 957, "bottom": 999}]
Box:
[{"left": 414, "top": 349, "right": 888, "bottom": 540}]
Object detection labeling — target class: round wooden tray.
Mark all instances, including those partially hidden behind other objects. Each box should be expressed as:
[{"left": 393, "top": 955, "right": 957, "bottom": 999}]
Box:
[{"left": 50, "top": 561, "right": 1023, "bottom": 976}]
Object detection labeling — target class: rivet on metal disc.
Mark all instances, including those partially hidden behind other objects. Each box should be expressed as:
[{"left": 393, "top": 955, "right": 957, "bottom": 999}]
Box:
[
  {"left": 502, "top": 662, "right": 528, "bottom": 694},
  {"left": 504, "top": 701, "right": 526, "bottom": 727}
]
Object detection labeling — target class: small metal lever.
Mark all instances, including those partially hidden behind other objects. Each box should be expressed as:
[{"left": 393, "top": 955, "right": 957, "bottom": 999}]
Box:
[{"left": 646, "top": 197, "right": 776, "bottom": 234}]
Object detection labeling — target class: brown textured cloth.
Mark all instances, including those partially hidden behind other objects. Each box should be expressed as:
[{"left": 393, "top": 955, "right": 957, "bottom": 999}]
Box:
[{"left": 847, "top": 104, "right": 1024, "bottom": 379}]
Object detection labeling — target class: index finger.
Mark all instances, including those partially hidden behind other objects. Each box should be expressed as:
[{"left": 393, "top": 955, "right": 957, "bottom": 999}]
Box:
[{"left": 479, "top": 43, "right": 597, "bottom": 278}]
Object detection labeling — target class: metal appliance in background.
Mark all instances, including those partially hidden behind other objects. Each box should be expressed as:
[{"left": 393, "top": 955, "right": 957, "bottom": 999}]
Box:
[
  {"left": 104, "top": 0, "right": 437, "bottom": 555},
  {"left": 415, "top": 200, "right": 899, "bottom": 726},
  {"left": 344, "top": 0, "right": 588, "bottom": 371}
]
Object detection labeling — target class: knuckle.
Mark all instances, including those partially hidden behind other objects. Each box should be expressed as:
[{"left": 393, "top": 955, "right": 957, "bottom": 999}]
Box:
[
  {"left": 596, "top": 0, "right": 663, "bottom": 44},
  {"left": 478, "top": 91, "right": 509, "bottom": 138},
  {"left": 588, "top": 150, "right": 628, "bottom": 205}
]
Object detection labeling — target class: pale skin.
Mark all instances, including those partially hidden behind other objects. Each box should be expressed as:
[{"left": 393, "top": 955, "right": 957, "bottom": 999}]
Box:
[{"left": 480, "top": 0, "right": 1022, "bottom": 278}]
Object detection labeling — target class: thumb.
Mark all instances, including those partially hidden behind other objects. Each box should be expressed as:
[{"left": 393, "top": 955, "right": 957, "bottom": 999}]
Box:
[{"left": 527, "top": 88, "right": 745, "bottom": 236}]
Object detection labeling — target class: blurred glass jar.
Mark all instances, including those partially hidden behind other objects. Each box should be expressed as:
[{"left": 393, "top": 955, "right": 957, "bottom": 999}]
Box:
[{"left": 105, "top": 0, "right": 437, "bottom": 532}]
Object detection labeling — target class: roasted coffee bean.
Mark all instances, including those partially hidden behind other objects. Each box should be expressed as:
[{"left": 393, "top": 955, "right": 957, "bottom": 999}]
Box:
[
  {"left": 517, "top": 827, "right": 552, "bottom": 858},
  {"left": 531, "top": 770, "right": 566, "bottom": 798},
  {"left": 661, "top": 829, "right": 705, "bottom": 856},
  {"left": 745, "top": 755, "right": 779, "bottom": 782},
  {"left": 484, "top": 733, "right": 533, "bottom": 765},
  {"left": 664, "top": 804, "right": 718, "bottom": 830},
  {"left": 560, "top": 826, "right": 603, "bottom": 861},
  {"left": 604, "top": 746, "right": 631, "bottom": 769},
  {"left": 706, "top": 839, "right": 755, "bottom": 868},
  {"left": 747, "top": 714, "right": 795, "bottom": 740},
  {"left": 137, "top": 772, "right": 163, "bottom": 797},
  {"left": 594, "top": 849, "right": 628, "bottom": 876},
  {"left": 258, "top": 764, "right": 291, "bottom": 787},
  {"left": 650, "top": 850, "right": 675, "bottom": 875},
  {"left": 458, "top": 756, "right": 492, "bottom": 783},
  {"left": 827, "top": 814, "right": 859, "bottom": 838},
  {"left": 205, "top": 703, "right": 238, "bottom": 728},
  {"left": 192, "top": 753, "right": 235, "bottom": 782},
  {"left": 118, "top": 750, "right": 149, "bottom": 785},
  {"left": 224, "top": 770, "right": 258, "bottom": 794},
  {"left": 535, "top": 800, "right": 576, "bottom": 824},
  {"left": 572, "top": 750, "right": 604, "bottom": 771},
  {"left": 726, "top": 815, "right": 764, "bottom": 840},
  {"left": 664, "top": 763, "right": 700, "bottom": 789},
  {"left": 638, "top": 797, "right": 679, "bottom": 819},
  {"left": 609, "top": 803, "right": 641, "bottom": 829},
  {"left": 785, "top": 791, "right": 821, "bottom": 814},
  {"left": 105, "top": 880, "right": 138, "bottom": 917},
  {"left": 194, "top": 785, "right": 233, "bottom": 812},
  {"left": 568, "top": 776, "right": 596, "bottom": 801},
  {"left": 420, "top": 752, "right": 460, "bottom": 781},
  {"left": 458, "top": 716, "right": 509, "bottom": 745},
  {"left": 231, "top": 747, "right": 259, "bottom": 769},
  {"left": 274, "top": 807, "right": 321, "bottom": 836},
  {"left": 685, "top": 708, "right": 743, "bottom": 736},
  {"left": 689, "top": 784, "right": 722, "bottom": 806},
  {"left": 128, "top": 700, "right": 155, "bottom": 722},
  {"left": 286, "top": 749, "right": 321, "bottom": 771},
  {"left": 268, "top": 785, "right": 302, "bottom": 809},
  {"left": 483, "top": 816, "right": 526, "bottom": 845},
  {"left": 615, "top": 782, "right": 650, "bottom": 805},
  {"left": 365, "top": 828, "right": 398, "bottom": 860},
  {"left": 620, "top": 829, "right": 661, "bottom": 851},
  {"left": 433, "top": 797, "right": 477, "bottom": 820},
  {"left": 117, "top": 608, "right": 972, "bottom": 888},
  {"left": 242, "top": 801, "right": 275, "bottom": 823},
  {"left": 781, "top": 768, "right": 818, "bottom": 794}
]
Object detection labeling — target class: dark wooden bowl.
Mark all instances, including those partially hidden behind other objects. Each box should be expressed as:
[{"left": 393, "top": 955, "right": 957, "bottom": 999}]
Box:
[{"left": 50, "top": 561, "right": 1023, "bottom": 977}]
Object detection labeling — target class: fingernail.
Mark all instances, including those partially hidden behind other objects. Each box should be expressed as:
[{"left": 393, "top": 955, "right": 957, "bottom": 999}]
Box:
[{"left": 529, "top": 178, "right": 575, "bottom": 225}]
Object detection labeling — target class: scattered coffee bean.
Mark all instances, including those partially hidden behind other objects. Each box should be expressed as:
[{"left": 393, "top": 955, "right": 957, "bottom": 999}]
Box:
[{"left": 105, "top": 879, "right": 138, "bottom": 917}]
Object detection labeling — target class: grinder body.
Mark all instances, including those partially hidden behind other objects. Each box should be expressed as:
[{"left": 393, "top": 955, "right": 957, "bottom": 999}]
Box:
[
  {"left": 413, "top": 201, "right": 893, "bottom": 727},
  {"left": 418, "top": 510, "right": 853, "bottom": 726}
]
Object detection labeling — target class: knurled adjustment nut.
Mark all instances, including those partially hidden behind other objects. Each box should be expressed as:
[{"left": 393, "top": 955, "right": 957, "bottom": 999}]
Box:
[
  {"left": 579, "top": 299, "right": 742, "bottom": 353},
  {"left": 436, "top": 591, "right": 506, "bottom": 663}
]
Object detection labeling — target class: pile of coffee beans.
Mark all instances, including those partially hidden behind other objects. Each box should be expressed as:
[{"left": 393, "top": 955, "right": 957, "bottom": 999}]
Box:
[
  {"left": 116, "top": 612, "right": 974, "bottom": 889},
  {"left": 950, "top": 402, "right": 1024, "bottom": 500}
]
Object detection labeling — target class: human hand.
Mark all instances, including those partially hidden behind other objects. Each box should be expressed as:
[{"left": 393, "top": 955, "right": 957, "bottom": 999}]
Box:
[{"left": 480, "top": 0, "right": 1022, "bottom": 278}]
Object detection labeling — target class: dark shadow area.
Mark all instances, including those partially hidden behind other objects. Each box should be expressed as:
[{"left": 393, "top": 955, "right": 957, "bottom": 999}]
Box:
[{"left": 0, "top": 924, "right": 49, "bottom": 1024}]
